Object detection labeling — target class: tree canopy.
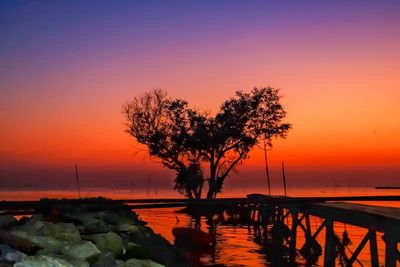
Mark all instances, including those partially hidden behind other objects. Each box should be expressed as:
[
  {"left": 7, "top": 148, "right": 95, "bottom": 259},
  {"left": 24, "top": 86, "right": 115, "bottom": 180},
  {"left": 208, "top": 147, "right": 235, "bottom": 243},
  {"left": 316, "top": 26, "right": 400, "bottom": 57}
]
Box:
[{"left": 123, "top": 87, "right": 291, "bottom": 199}]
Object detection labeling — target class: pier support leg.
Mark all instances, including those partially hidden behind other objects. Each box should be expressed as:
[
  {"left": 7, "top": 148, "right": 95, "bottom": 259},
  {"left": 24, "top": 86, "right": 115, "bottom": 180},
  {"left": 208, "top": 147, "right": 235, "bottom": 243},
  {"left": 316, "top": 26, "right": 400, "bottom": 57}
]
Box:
[
  {"left": 369, "top": 230, "right": 379, "bottom": 267},
  {"left": 290, "top": 211, "right": 298, "bottom": 262},
  {"left": 384, "top": 232, "right": 397, "bottom": 267},
  {"left": 324, "top": 217, "right": 335, "bottom": 267}
]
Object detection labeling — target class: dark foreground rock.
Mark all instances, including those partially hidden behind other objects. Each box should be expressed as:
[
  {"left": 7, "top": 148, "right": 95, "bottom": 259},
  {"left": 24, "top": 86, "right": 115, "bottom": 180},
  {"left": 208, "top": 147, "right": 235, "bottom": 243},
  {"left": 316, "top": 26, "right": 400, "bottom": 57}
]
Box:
[{"left": 0, "top": 198, "right": 189, "bottom": 267}]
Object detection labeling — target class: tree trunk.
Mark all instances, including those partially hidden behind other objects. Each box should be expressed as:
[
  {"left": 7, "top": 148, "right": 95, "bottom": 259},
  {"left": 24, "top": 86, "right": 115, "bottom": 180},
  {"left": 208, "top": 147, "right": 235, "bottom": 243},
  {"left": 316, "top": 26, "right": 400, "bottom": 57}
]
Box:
[
  {"left": 186, "top": 189, "right": 194, "bottom": 199},
  {"left": 207, "top": 181, "right": 215, "bottom": 199},
  {"left": 207, "top": 157, "right": 217, "bottom": 199}
]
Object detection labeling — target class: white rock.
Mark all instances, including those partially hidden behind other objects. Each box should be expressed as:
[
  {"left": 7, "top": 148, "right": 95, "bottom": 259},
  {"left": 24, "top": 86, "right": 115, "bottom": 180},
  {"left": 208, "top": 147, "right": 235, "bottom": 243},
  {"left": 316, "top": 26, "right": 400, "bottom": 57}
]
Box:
[
  {"left": 11, "top": 230, "right": 67, "bottom": 253},
  {"left": 63, "top": 240, "right": 101, "bottom": 261},
  {"left": 14, "top": 254, "right": 74, "bottom": 267}
]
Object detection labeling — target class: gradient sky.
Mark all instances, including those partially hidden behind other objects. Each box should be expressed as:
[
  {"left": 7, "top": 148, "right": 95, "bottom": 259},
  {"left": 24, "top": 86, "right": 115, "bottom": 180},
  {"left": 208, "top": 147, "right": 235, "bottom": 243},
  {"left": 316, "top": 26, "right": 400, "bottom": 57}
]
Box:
[{"left": 1, "top": 1, "right": 399, "bottom": 190}]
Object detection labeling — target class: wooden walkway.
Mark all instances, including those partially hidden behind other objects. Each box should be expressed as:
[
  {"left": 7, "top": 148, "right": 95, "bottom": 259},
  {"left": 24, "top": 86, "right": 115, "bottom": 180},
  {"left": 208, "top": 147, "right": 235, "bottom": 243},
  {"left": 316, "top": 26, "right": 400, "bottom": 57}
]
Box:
[{"left": 246, "top": 195, "right": 400, "bottom": 267}]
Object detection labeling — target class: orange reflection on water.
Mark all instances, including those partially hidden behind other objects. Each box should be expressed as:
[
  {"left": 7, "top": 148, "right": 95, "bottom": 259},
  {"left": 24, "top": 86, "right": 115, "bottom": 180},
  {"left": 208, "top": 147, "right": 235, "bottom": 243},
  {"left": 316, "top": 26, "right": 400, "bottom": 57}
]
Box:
[{"left": 1, "top": 188, "right": 399, "bottom": 266}]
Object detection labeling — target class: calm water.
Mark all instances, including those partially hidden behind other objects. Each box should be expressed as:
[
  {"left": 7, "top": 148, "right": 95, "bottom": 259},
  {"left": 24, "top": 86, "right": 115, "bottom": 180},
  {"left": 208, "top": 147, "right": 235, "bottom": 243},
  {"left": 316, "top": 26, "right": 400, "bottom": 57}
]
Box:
[{"left": 1, "top": 187, "right": 399, "bottom": 266}]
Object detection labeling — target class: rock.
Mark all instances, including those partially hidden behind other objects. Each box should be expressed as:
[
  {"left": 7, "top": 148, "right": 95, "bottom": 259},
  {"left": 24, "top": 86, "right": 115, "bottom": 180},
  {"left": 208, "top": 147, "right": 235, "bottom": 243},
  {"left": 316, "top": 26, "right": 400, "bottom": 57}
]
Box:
[
  {"left": 85, "top": 232, "right": 123, "bottom": 258},
  {"left": 103, "top": 212, "right": 122, "bottom": 225},
  {"left": 14, "top": 254, "right": 74, "bottom": 267},
  {"left": 23, "top": 214, "right": 44, "bottom": 223},
  {"left": 0, "top": 230, "right": 41, "bottom": 255},
  {"left": 50, "top": 254, "right": 90, "bottom": 267},
  {"left": 116, "top": 260, "right": 125, "bottom": 267},
  {"left": 0, "top": 215, "right": 17, "bottom": 229},
  {"left": 83, "top": 217, "right": 109, "bottom": 233},
  {"left": 123, "top": 242, "right": 150, "bottom": 260},
  {"left": 92, "top": 251, "right": 117, "bottom": 267},
  {"left": 62, "top": 240, "right": 100, "bottom": 262},
  {"left": 46, "top": 222, "right": 81, "bottom": 242},
  {"left": 0, "top": 244, "right": 27, "bottom": 262},
  {"left": 115, "top": 223, "right": 140, "bottom": 234},
  {"left": 5, "top": 199, "right": 188, "bottom": 267},
  {"left": 0, "top": 260, "right": 14, "bottom": 267},
  {"left": 11, "top": 230, "right": 67, "bottom": 253},
  {"left": 13, "top": 220, "right": 45, "bottom": 234},
  {"left": 124, "top": 258, "right": 165, "bottom": 267},
  {"left": 11, "top": 221, "right": 80, "bottom": 247}
]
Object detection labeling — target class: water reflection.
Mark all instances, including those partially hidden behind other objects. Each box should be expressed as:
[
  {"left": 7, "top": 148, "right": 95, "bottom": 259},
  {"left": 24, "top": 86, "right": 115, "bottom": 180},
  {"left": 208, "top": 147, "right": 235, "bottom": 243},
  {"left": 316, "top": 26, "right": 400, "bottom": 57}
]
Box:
[
  {"left": 137, "top": 204, "right": 392, "bottom": 266},
  {"left": 171, "top": 206, "right": 312, "bottom": 266}
]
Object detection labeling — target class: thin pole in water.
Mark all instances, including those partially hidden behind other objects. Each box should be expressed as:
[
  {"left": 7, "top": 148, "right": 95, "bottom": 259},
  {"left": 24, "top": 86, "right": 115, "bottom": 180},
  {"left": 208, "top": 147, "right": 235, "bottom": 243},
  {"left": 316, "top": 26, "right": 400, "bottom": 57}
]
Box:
[
  {"left": 282, "top": 161, "right": 287, "bottom": 197},
  {"left": 263, "top": 139, "right": 271, "bottom": 196},
  {"left": 75, "top": 164, "right": 81, "bottom": 198}
]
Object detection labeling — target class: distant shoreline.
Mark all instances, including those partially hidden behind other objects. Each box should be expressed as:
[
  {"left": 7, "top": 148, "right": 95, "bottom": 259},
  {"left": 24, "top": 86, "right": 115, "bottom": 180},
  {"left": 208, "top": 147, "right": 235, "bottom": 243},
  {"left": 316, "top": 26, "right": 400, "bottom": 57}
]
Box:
[{"left": 375, "top": 186, "right": 400, "bottom": 189}]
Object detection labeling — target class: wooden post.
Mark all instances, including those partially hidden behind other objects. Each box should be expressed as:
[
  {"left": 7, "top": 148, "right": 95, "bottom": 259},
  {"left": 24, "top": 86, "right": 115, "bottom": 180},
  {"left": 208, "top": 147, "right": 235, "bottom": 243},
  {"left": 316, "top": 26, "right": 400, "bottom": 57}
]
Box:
[
  {"left": 305, "top": 214, "right": 313, "bottom": 257},
  {"left": 369, "top": 230, "right": 379, "bottom": 267},
  {"left": 324, "top": 217, "right": 335, "bottom": 267},
  {"left": 290, "top": 210, "right": 298, "bottom": 262},
  {"left": 384, "top": 232, "right": 397, "bottom": 267},
  {"left": 74, "top": 164, "right": 81, "bottom": 198},
  {"left": 263, "top": 139, "right": 271, "bottom": 196},
  {"left": 281, "top": 161, "right": 287, "bottom": 197}
]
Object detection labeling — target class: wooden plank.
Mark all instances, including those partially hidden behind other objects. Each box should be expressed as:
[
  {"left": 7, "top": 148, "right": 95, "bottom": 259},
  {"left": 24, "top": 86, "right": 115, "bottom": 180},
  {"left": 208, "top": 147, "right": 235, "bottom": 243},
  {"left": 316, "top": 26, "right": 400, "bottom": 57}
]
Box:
[
  {"left": 128, "top": 203, "right": 189, "bottom": 209},
  {"left": 248, "top": 194, "right": 400, "bottom": 202}
]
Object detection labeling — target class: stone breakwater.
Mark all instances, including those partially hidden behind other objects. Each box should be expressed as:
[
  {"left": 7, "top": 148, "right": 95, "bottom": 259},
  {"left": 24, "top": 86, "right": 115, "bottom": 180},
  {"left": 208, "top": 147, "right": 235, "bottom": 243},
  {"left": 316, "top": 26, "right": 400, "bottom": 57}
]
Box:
[{"left": 0, "top": 198, "right": 189, "bottom": 267}]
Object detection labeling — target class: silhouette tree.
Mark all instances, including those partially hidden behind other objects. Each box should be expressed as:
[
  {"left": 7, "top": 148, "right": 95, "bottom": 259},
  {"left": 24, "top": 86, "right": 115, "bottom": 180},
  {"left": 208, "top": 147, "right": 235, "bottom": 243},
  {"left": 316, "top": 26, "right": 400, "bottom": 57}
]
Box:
[{"left": 123, "top": 87, "right": 291, "bottom": 199}]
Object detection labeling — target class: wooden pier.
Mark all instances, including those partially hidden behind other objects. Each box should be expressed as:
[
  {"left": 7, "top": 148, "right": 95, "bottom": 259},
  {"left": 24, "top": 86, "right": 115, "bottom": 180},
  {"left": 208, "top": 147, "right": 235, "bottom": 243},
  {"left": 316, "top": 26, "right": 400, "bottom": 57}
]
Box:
[
  {"left": 247, "top": 195, "right": 400, "bottom": 266},
  {"left": 1, "top": 195, "right": 400, "bottom": 266}
]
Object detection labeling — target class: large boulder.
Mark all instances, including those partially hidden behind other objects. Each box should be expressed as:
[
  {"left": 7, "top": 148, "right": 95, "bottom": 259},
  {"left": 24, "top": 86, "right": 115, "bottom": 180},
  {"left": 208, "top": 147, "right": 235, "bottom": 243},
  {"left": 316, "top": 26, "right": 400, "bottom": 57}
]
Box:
[
  {"left": 0, "top": 244, "right": 27, "bottom": 262},
  {"left": 11, "top": 230, "right": 67, "bottom": 253},
  {"left": 11, "top": 220, "right": 80, "bottom": 247},
  {"left": 0, "top": 215, "right": 17, "bottom": 229},
  {"left": 14, "top": 254, "right": 74, "bottom": 267},
  {"left": 123, "top": 242, "right": 151, "bottom": 260},
  {"left": 92, "top": 251, "right": 116, "bottom": 267},
  {"left": 115, "top": 223, "right": 140, "bottom": 234},
  {"left": 36, "top": 252, "right": 90, "bottom": 267},
  {"left": 103, "top": 212, "right": 123, "bottom": 225},
  {"left": 62, "top": 211, "right": 109, "bottom": 233},
  {"left": 13, "top": 220, "right": 46, "bottom": 234},
  {"left": 44, "top": 222, "right": 81, "bottom": 242},
  {"left": 84, "top": 232, "right": 123, "bottom": 258},
  {"left": 83, "top": 217, "right": 109, "bottom": 234},
  {"left": 62, "top": 240, "right": 101, "bottom": 262},
  {"left": 124, "top": 258, "right": 165, "bottom": 267}
]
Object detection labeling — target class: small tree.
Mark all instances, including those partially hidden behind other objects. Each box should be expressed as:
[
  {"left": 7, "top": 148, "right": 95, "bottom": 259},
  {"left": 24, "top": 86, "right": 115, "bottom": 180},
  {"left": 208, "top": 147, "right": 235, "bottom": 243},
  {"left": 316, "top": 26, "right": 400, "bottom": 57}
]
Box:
[{"left": 123, "top": 87, "right": 291, "bottom": 199}]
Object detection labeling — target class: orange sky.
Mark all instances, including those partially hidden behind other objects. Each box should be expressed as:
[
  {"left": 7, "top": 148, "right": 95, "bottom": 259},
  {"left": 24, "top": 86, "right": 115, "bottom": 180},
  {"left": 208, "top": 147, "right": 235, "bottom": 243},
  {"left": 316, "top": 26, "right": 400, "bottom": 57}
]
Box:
[{"left": 1, "top": 1, "right": 399, "bottom": 189}]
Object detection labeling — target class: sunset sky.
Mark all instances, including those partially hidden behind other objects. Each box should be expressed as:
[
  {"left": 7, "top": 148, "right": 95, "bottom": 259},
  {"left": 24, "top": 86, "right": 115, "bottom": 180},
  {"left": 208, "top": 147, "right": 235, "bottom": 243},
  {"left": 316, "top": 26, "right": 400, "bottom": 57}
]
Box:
[{"left": 1, "top": 1, "right": 399, "bottom": 190}]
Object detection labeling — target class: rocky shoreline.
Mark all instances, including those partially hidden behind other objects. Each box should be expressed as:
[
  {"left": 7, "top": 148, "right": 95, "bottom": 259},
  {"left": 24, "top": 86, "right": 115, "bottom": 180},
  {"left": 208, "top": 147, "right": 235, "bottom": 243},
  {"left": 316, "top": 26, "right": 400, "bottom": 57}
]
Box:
[{"left": 0, "top": 198, "right": 189, "bottom": 267}]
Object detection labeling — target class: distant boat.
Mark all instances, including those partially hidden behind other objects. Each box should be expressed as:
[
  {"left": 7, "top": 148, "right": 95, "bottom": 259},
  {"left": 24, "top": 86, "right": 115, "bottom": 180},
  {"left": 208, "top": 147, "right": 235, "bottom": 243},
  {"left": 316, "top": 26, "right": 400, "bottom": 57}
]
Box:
[{"left": 375, "top": 186, "right": 400, "bottom": 189}]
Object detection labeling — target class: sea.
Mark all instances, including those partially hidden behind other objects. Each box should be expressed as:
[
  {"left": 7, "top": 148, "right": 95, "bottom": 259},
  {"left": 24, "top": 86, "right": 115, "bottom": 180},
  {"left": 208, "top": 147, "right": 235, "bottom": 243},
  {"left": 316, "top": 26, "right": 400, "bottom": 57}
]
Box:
[{"left": 1, "top": 186, "right": 399, "bottom": 266}]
